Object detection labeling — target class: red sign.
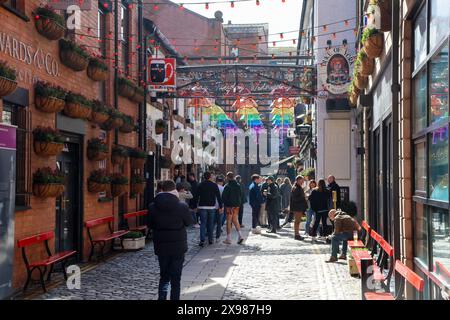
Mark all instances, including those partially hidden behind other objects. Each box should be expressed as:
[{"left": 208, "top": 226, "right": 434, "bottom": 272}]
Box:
[
  {"left": 148, "top": 58, "right": 176, "bottom": 91},
  {"left": 289, "top": 146, "right": 300, "bottom": 155}
]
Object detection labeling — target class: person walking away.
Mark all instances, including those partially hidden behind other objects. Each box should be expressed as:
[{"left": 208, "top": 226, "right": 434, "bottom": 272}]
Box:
[
  {"left": 304, "top": 180, "right": 317, "bottom": 236},
  {"left": 222, "top": 172, "right": 244, "bottom": 244},
  {"left": 327, "top": 175, "right": 341, "bottom": 209},
  {"left": 309, "top": 179, "right": 331, "bottom": 241},
  {"left": 265, "top": 176, "right": 280, "bottom": 234},
  {"left": 187, "top": 173, "right": 200, "bottom": 228},
  {"left": 279, "top": 178, "right": 292, "bottom": 212},
  {"left": 214, "top": 176, "right": 225, "bottom": 242},
  {"left": 290, "top": 176, "right": 308, "bottom": 241},
  {"left": 259, "top": 177, "right": 269, "bottom": 227},
  {"left": 148, "top": 180, "right": 194, "bottom": 300},
  {"left": 236, "top": 175, "right": 247, "bottom": 228},
  {"left": 325, "top": 209, "right": 361, "bottom": 263},
  {"left": 193, "top": 172, "right": 223, "bottom": 246},
  {"left": 177, "top": 183, "right": 193, "bottom": 204},
  {"left": 248, "top": 174, "right": 265, "bottom": 232}
]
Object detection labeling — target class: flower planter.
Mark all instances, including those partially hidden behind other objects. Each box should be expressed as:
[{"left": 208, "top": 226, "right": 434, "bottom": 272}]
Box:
[
  {"left": 35, "top": 95, "right": 66, "bottom": 113},
  {"left": 89, "top": 111, "right": 110, "bottom": 125},
  {"left": 130, "top": 158, "right": 145, "bottom": 169},
  {"left": 60, "top": 49, "right": 89, "bottom": 72},
  {"left": 360, "top": 55, "right": 375, "bottom": 77},
  {"left": 112, "top": 154, "right": 126, "bottom": 165},
  {"left": 354, "top": 74, "right": 368, "bottom": 90},
  {"left": 33, "top": 183, "right": 64, "bottom": 198},
  {"left": 122, "top": 236, "right": 146, "bottom": 250},
  {"left": 35, "top": 17, "right": 65, "bottom": 40},
  {"left": 87, "top": 65, "right": 108, "bottom": 82},
  {"left": 119, "top": 123, "right": 135, "bottom": 133},
  {"left": 118, "top": 83, "right": 135, "bottom": 99},
  {"left": 364, "top": 33, "right": 384, "bottom": 59},
  {"left": 88, "top": 181, "right": 109, "bottom": 193},
  {"left": 87, "top": 148, "right": 108, "bottom": 161},
  {"left": 34, "top": 141, "right": 64, "bottom": 156},
  {"left": 111, "top": 184, "right": 128, "bottom": 197},
  {"left": 64, "top": 102, "right": 91, "bottom": 120},
  {"left": 155, "top": 125, "right": 165, "bottom": 135},
  {"left": 131, "top": 182, "right": 146, "bottom": 194},
  {"left": 0, "top": 76, "right": 18, "bottom": 97}
]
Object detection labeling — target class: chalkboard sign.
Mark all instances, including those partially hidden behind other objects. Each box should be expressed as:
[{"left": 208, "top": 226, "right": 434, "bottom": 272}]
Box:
[{"left": 340, "top": 186, "right": 350, "bottom": 204}]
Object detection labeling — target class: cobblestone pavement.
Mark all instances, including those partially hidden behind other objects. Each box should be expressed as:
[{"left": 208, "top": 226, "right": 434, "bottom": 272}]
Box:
[{"left": 30, "top": 205, "right": 360, "bottom": 300}]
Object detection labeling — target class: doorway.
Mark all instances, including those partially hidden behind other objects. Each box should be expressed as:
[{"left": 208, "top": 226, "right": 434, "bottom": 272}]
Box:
[{"left": 55, "top": 134, "right": 82, "bottom": 260}]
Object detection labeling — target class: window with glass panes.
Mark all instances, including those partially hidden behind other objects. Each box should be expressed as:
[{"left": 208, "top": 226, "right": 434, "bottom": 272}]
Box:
[
  {"left": 120, "top": 2, "right": 130, "bottom": 75},
  {"left": 412, "top": 0, "right": 449, "bottom": 298}
]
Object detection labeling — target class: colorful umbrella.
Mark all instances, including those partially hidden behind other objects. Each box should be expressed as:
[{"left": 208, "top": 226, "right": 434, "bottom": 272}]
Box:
[
  {"left": 233, "top": 97, "right": 264, "bottom": 129},
  {"left": 206, "top": 105, "right": 236, "bottom": 129},
  {"left": 270, "top": 97, "right": 295, "bottom": 129}
]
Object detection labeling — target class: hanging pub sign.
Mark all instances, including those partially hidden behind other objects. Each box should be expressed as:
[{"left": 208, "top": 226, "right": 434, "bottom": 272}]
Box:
[
  {"left": 319, "top": 46, "right": 355, "bottom": 96},
  {"left": 147, "top": 58, "right": 176, "bottom": 92}
]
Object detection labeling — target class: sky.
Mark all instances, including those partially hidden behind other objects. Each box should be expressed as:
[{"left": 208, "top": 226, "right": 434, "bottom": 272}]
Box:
[{"left": 170, "top": 0, "right": 303, "bottom": 47}]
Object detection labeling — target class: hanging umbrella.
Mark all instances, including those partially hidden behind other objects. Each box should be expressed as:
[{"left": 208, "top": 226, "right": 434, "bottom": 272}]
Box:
[
  {"left": 234, "top": 97, "right": 263, "bottom": 129},
  {"left": 186, "top": 86, "right": 213, "bottom": 120},
  {"left": 270, "top": 97, "right": 295, "bottom": 129}
]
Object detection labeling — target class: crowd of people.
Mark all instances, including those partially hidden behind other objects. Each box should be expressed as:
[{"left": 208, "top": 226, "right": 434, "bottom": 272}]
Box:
[{"left": 148, "top": 171, "right": 361, "bottom": 300}]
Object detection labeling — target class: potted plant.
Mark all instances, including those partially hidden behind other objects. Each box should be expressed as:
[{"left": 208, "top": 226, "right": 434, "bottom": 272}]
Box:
[
  {"left": 121, "top": 231, "right": 145, "bottom": 250},
  {"left": 111, "top": 173, "right": 129, "bottom": 197},
  {"left": 119, "top": 114, "right": 136, "bottom": 133},
  {"left": 89, "top": 100, "right": 110, "bottom": 125},
  {"left": 362, "top": 27, "right": 384, "bottom": 59},
  {"left": 131, "top": 174, "right": 146, "bottom": 194},
  {"left": 112, "top": 145, "right": 128, "bottom": 165},
  {"left": 354, "top": 67, "right": 368, "bottom": 90},
  {"left": 59, "top": 38, "right": 90, "bottom": 71},
  {"left": 87, "top": 57, "right": 108, "bottom": 81},
  {"left": 0, "top": 60, "right": 18, "bottom": 97},
  {"left": 64, "top": 92, "right": 92, "bottom": 119},
  {"left": 129, "top": 147, "right": 147, "bottom": 169},
  {"left": 348, "top": 82, "right": 359, "bottom": 107},
  {"left": 131, "top": 86, "right": 145, "bottom": 103},
  {"left": 155, "top": 119, "right": 166, "bottom": 135},
  {"left": 34, "top": 5, "right": 66, "bottom": 40},
  {"left": 35, "top": 81, "right": 66, "bottom": 113},
  {"left": 356, "top": 50, "right": 375, "bottom": 77},
  {"left": 33, "top": 126, "right": 65, "bottom": 156},
  {"left": 118, "top": 77, "right": 136, "bottom": 99},
  {"left": 33, "top": 167, "right": 65, "bottom": 198},
  {"left": 87, "top": 138, "right": 109, "bottom": 161},
  {"left": 87, "top": 169, "right": 111, "bottom": 193}
]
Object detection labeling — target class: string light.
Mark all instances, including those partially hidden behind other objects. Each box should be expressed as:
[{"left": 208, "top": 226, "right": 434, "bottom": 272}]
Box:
[
  {"left": 153, "top": 4, "right": 159, "bottom": 10},
  {"left": 205, "top": 3, "right": 209, "bottom": 9},
  {"left": 256, "top": 0, "right": 260, "bottom": 6},
  {"left": 280, "top": 33, "right": 284, "bottom": 39},
  {"left": 230, "top": 1, "right": 234, "bottom": 7},
  {"left": 179, "top": 3, "right": 184, "bottom": 10}
]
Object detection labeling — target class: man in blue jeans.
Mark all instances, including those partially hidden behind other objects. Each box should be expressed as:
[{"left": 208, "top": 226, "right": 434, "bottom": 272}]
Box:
[
  {"left": 193, "top": 171, "right": 223, "bottom": 246},
  {"left": 148, "top": 180, "right": 194, "bottom": 300},
  {"left": 325, "top": 209, "right": 361, "bottom": 263}
]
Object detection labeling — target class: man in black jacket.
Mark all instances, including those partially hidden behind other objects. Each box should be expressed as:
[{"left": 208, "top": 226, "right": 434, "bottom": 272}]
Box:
[
  {"left": 148, "top": 180, "right": 194, "bottom": 300},
  {"left": 193, "top": 171, "right": 223, "bottom": 246},
  {"left": 327, "top": 175, "right": 341, "bottom": 209},
  {"left": 222, "top": 172, "right": 244, "bottom": 244},
  {"left": 265, "top": 176, "right": 280, "bottom": 234},
  {"left": 187, "top": 173, "right": 200, "bottom": 227}
]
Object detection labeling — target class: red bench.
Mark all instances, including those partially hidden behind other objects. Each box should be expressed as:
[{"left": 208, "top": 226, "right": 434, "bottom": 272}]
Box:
[
  {"left": 123, "top": 210, "right": 148, "bottom": 236},
  {"left": 365, "top": 260, "right": 424, "bottom": 300},
  {"left": 348, "top": 220, "right": 371, "bottom": 249},
  {"left": 17, "top": 231, "right": 76, "bottom": 293},
  {"left": 85, "top": 216, "right": 129, "bottom": 261}
]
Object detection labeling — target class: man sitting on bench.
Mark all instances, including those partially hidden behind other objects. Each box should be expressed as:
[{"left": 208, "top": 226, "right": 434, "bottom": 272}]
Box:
[{"left": 326, "top": 209, "right": 361, "bottom": 263}]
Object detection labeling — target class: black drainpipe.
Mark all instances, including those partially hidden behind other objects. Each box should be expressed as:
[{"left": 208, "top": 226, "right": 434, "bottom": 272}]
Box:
[{"left": 114, "top": 0, "right": 119, "bottom": 145}]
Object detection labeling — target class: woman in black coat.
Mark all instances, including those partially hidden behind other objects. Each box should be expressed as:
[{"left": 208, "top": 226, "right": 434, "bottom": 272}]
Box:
[
  {"left": 290, "top": 176, "right": 308, "bottom": 240},
  {"left": 308, "top": 179, "right": 331, "bottom": 239}
]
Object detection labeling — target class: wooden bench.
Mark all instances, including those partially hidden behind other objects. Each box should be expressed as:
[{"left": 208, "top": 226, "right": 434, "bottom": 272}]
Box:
[
  {"left": 348, "top": 220, "right": 371, "bottom": 250},
  {"left": 123, "top": 210, "right": 148, "bottom": 236},
  {"left": 85, "top": 216, "right": 129, "bottom": 261},
  {"left": 17, "top": 231, "right": 76, "bottom": 293},
  {"left": 365, "top": 260, "right": 424, "bottom": 300}
]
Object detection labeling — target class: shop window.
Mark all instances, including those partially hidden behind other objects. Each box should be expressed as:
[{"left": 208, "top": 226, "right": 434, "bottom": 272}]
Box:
[
  {"left": 431, "top": 207, "right": 450, "bottom": 275},
  {"left": 429, "top": 45, "right": 449, "bottom": 126},
  {"left": 429, "top": 125, "right": 448, "bottom": 202},
  {"left": 120, "top": 2, "right": 130, "bottom": 75},
  {"left": 413, "top": 69, "right": 427, "bottom": 133},
  {"left": 414, "top": 202, "right": 429, "bottom": 265},
  {"left": 2, "top": 102, "right": 31, "bottom": 209},
  {"left": 414, "top": 6, "right": 428, "bottom": 70},
  {"left": 415, "top": 140, "right": 427, "bottom": 194},
  {"left": 430, "top": 0, "right": 450, "bottom": 51}
]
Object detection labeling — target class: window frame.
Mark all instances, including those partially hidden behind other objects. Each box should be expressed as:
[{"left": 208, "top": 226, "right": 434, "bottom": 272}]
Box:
[{"left": 1, "top": 0, "right": 29, "bottom": 22}]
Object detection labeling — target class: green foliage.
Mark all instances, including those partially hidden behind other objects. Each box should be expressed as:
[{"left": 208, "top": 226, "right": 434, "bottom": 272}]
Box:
[
  {"left": 155, "top": 119, "right": 166, "bottom": 128},
  {"left": 118, "top": 77, "right": 135, "bottom": 88},
  {"left": 300, "top": 167, "right": 315, "bottom": 179},
  {"left": 121, "top": 114, "right": 136, "bottom": 130},
  {"left": 109, "top": 108, "right": 123, "bottom": 120},
  {"left": 122, "top": 231, "right": 144, "bottom": 239},
  {"left": 88, "top": 138, "right": 108, "bottom": 153},
  {"left": 131, "top": 174, "right": 146, "bottom": 184},
  {"left": 66, "top": 92, "right": 93, "bottom": 108},
  {"left": 59, "top": 38, "right": 90, "bottom": 60},
  {"left": 112, "top": 145, "right": 128, "bottom": 157},
  {"left": 33, "top": 126, "right": 64, "bottom": 143},
  {"left": 88, "top": 169, "right": 111, "bottom": 184},
  {"left": 36, "top": 6, "right": 66, "bottom": 27},
  {"left": 33, "top": 167, "right": 64, "bottom": 184},
  {"left": 91, "top": 100, "right": 110, "bottom": 115},
  {"left": 0, "top": 60, "right": 16, "bottom": 81},
  {"left": 111, "top": 173, "right": 129, "bottom": 185},
  {"left": 35, "top": 81, "right": 66, "bottom": 100},
  {"left": 89, "top": 57, "right": 108, "bottom": 71},
  {"left": 361, "top": 27, "right": 379, "bottom": 44},
  {"left": 129, "top": 147, "right": 146, "bottom": 159}
]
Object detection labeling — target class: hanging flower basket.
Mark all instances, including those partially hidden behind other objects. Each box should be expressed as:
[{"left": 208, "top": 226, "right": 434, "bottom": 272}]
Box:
[
  {"left": 131, "top": 174, "right": 146, "bottom": 194},
  {"left": 119, "top": 115, "right": 135, "bottom": 133},
  {"left": 87, "top": 170, "right": 111, "bottom": 193},
  {"left": 111, "top": 173, "right": 129, "bottom": 197},
  {"left": 34, "top": 7, "right": 66, "bottom": 41},
  {"left": 155, "top": 119, "right": 166, "bottom": 135},
  {"left": 64, "top": 93, "right": 92, "bottom": 119},
  {"left": 362, "top": 28, "right": 384, "bottom": 59},
  {"left": 348, "top": 93, "right": 358, "bottom": 107},
  {"left": 33, "top": 126, "right": 65, "bottom": 156},
  {"left": 87, "top": 138, "right": 109, "bottom": 161},
  {"left": 118, "top": 77, "right": 136, "bottom": 99},
  {"left": 87, "top": 58, "right": 108, "bottom": 81},
  {"left": 59, "top": 39, "right": 90, "bottom": 71},
  {"left": 130, "top": 86, "right": 145, "bottom": 103},
  {"left": 34, "top": 81, "right": 67, "bottom": 113},
  {"left": 33, "top": 167, "right": 65, "bottom": 198},
  {"left": 129, "top": 148, "right": 147, "bottom": 169},
  {"left": 112, "top": 145, "right": 128, "bottom": 165},
  {"left": 354, "top": 74, "right": 368, "bottom": 90},
  {"left": 0, "top": 61, "right": 18, "bottom": 97},
  {"left": 357, "top": 50, "right": 375, "bottom": 77},
  {"left": 89, "top": 100, "right": 110, "bottom": 125}
]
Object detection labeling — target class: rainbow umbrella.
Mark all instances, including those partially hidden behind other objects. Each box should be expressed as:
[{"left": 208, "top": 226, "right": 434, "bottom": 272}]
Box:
[
  {"left": 233, "top": 97, "right": 263, "bottom": 129},
  {"left": 270, "top": 98, "right": 295, "bottom": 129},
  {"left": 206, "top": 105, "right": 236, "bottom": 129}
]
